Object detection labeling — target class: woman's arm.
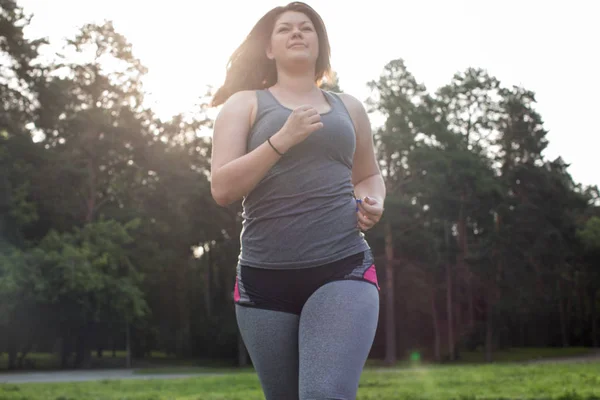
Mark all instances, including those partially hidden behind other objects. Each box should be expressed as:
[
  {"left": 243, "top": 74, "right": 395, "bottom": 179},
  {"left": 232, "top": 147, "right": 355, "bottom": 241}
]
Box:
[
  {"left": 210, "top": 91, "right": 284, "bottom": 206},
  {"left": 339, "top": 93, "right": 386, "bottom": 231},
  {"left": 210, "top": 91, "right": 323, "bottom": 207}
]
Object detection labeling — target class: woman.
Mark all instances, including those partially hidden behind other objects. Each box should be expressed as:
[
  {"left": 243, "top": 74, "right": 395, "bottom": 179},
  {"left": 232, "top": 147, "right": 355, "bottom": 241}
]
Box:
[{"left": 210, "top": 2, "right": 386, "bottom": 399}]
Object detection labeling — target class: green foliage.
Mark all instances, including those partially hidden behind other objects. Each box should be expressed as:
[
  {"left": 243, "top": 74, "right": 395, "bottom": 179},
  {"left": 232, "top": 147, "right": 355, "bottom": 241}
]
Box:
[
  {"left": 0, "top": 219, "right": 147, "bottom": 324},
  {"left": 37, "top": 220, "right": 145, "bottom": 318},
  {"left": 578, "top": 216, "right": 600, "bottom": 253},
  {"left": 0, "top": 246, "right": 23, "bottom": 323}
]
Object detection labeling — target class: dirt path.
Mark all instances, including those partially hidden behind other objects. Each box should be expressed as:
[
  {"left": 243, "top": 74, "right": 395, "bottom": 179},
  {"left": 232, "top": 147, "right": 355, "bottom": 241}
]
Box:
[{"left": 0, "top": 369, "right": 220, "bottom": 384}]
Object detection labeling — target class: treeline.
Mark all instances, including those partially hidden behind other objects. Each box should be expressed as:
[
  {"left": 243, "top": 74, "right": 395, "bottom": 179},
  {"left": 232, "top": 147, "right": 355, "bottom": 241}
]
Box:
[{"left": 1, "top": 0, "right": 598, "bottom": 370}]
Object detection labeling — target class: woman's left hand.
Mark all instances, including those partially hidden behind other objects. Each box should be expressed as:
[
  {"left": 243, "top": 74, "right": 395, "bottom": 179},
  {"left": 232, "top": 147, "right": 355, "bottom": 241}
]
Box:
[{"left": 356, "top": 196, "right": 384, "bottom": 231}]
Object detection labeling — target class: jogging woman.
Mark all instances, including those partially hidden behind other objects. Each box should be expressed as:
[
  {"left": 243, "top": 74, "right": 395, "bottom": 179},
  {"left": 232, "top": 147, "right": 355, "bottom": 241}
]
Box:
[{"left": 210, "top": 2, "right": 386, "bottom": 398}]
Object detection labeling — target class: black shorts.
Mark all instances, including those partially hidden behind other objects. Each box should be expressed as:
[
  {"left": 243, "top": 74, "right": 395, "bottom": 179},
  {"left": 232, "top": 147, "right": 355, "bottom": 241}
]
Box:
[{"left": 233, "top": 250, "right": 380, "bottom": 315}]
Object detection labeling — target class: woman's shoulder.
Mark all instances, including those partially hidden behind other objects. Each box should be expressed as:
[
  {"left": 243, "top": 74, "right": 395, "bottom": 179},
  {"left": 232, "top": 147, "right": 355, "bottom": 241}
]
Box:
[
  {"left": 325, "top": 91, "right": 367, "bottom": 123},
  {"left": 217, "top": 90, "right": 258, "bottom": 125},
  {"left": 222, "top": 90, "right": 258, "bottom": 109},
  {"left": 334, "top": 92, "right": 364, "bottom": 112}
]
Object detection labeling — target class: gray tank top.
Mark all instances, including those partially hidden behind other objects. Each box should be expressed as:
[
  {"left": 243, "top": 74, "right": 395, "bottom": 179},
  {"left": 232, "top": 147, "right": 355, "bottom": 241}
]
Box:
[{"left": 238, "top": 89, "right": 370, "bottom": 269}]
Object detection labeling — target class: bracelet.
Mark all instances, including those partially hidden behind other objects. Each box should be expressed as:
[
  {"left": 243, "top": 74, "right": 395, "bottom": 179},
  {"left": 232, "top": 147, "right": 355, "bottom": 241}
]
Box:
[{"left": 267, "top": 137, "right": 284, "bottom": 156}]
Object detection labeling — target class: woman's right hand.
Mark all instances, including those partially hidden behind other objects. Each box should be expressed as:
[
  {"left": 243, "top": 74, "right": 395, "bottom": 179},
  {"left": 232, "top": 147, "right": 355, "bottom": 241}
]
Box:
[{"left": 270, "top": 106, "right": 323, "bottom": 153}]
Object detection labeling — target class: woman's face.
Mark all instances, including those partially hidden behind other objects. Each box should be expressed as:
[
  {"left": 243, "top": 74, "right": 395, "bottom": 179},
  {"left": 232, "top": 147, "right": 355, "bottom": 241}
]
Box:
[{"left": 267, "top": 11, "right": 319, "bottom": 68}]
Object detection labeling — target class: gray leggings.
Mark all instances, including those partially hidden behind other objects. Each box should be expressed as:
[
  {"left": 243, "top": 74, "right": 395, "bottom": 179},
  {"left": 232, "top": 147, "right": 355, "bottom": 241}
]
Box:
[{"left": 236, "top": 280, "right": 379, "bottom": 400}]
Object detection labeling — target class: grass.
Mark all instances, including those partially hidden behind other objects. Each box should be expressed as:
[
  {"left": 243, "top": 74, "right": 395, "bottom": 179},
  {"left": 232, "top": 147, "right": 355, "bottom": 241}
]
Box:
[{"left": 1, "top": 362, "right": 599, "bottom": 399}]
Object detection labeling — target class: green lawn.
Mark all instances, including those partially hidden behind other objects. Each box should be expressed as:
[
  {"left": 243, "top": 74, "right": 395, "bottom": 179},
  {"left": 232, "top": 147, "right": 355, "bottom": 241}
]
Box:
[{"left": 1, "top": 362, "right": 599, "bottom": 400}]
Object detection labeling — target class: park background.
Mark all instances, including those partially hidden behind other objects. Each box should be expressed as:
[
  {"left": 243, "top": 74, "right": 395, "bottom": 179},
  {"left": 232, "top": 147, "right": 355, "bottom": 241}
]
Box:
[{"left": 1, "top": 2, "right": 600, "bottom": 396}]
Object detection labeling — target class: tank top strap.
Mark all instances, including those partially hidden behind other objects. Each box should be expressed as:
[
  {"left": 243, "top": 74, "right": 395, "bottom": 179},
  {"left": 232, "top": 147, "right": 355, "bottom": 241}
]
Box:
[
  {"left": 321, "top": 90, "right": 346, "bottom": 113},
  {"left": 256, "top": 88, "right": 280, "bottom": 110}
]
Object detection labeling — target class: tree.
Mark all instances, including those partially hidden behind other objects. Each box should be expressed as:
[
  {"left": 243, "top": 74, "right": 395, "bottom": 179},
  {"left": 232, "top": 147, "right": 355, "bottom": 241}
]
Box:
[
  {"left": 433, "top": 69, "right": 503, "bottom": 360},
  {"left": 578, "top": 215, "right": 600, "bottom": 346},
  {"left": 0, "top": 0, "right": 48, "bottom": 370},
  {"left": 367, "top": 58, "right": 431, "bottom": 365}
]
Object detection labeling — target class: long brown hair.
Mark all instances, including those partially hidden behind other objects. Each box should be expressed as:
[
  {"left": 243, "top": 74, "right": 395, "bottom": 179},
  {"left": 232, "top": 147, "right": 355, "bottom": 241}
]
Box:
[{"left": 211, "top": 2, "right": 332, "bottom": 107}]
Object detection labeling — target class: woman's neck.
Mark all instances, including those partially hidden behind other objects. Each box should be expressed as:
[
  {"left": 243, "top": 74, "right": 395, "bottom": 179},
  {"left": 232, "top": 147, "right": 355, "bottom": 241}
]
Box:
[{"left": 273, "top": 68, "right": 318, "bottom": 95}]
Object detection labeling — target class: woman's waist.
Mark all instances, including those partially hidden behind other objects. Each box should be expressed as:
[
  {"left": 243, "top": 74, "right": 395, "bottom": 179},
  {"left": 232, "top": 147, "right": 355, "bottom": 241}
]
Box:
[
  {"left": 239, "top": 220, "right": 368, "bottom": 269},
  {"left": 242, "top": 191, "right": 357, "bottom": 221}
]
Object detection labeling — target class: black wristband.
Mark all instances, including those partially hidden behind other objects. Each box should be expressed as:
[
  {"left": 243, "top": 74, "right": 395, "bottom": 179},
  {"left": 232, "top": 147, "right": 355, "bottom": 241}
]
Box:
[{"left": 267, "top": 137, "right": 284, "bottom": 156}]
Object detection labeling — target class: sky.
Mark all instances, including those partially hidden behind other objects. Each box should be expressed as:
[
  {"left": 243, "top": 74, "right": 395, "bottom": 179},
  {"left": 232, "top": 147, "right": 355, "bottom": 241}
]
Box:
[{"left": 17, "top": 0, "right": 599, "bottom": 188}]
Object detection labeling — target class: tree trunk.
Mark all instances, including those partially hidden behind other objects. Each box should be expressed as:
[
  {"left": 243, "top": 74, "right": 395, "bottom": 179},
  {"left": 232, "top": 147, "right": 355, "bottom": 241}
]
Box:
[
  {"left": 74, "top": 323, "right": 93, "bottom": 369},
  {"left": 97, "top": 329, "right": 104, "bottom": 359},
  {"left": 7, "top": 345, "right": 17, "bottom": 370},
  {"left": 126, "top": 323, "right": 131, "bottom": 368},
  {"left": 566, "top": 293, "right": 572, "bottom": 344},
  {"left": 431, "top": 293, "right": 441, "bottom": 362},
  {"left": 486, "top": 211, "right": 501, "bottom": 360},
  {"left": 205, "top": 243, "right": 212, "bottom": 317},
  {"left": 468, "top": 273, "right": 475, "bottom": 330},
  {"left": 454, "top": 191, "right": 471, "bottom": 356},
  {"left": 577, "top": 278, "right": 584, "bottom": 343},
  {"left": 444, "top": 222, "right": 455, "bottom": 361},
  {"left": 175, "top": 258, "right": 191, "bottom": 358},
  {"left": 558, "top": 281, "right": 569, "bottom": 347},
  {"left": 520, "top": 317, "right": 526, "bottom": 347},
  {"left": 384, "top": 220, "right": 396, "bottom": 366},
  {"left": 591, "top": 290, "right": 598, "bottom": 348},
  {"left": 455, "top": 300, "right": 461, "bottom": 360},
  {"left": 60, "top": 333, "right": 71, "bottom": 369},
  {"left": 446, "top": 265, "right": 455, "bottom": 361},
  {"left": 17, "top": 342, "right": 32, "bottom": 369},
  {"left": 485, "top": 294, "right": 493, "bottom": 363},
  {"left": 74, "top": 334, "right": 84, "bottom": 368}
]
